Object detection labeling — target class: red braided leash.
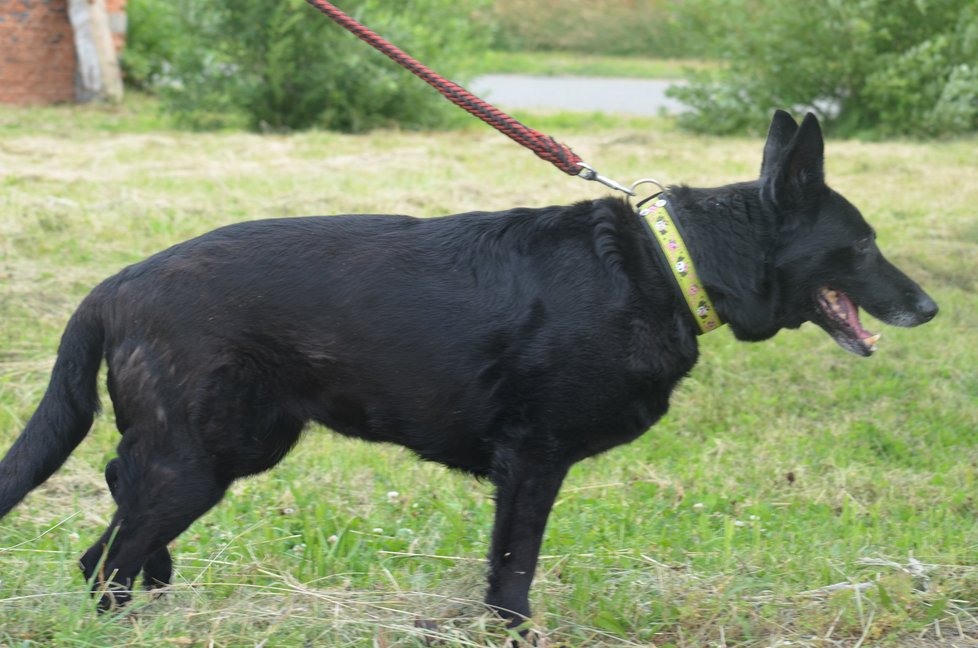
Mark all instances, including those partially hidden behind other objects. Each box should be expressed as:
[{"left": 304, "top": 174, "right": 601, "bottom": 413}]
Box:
[{"left": 303, "top": 0, "right": 633, "bottom": 193}]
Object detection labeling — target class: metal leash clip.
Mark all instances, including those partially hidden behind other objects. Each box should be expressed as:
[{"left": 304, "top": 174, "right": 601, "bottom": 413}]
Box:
[{"left": 577, "top": 163, "right": 636, "bottom": 196}]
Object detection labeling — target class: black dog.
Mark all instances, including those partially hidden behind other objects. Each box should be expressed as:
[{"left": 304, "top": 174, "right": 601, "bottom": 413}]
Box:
[{"left": 0, "top": 111, "right": 937, "bottom": 626}]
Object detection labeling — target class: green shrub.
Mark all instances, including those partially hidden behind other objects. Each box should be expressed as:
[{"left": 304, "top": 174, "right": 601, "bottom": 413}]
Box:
[
  {"left": 120, "top": 0, "right": 182, "bottom": 91},
  {"left": 669, "top": 0, "right": 978, "bottom": 137},
  {"left": 124, "top": 0, "right": 492, "bottom": 132}
]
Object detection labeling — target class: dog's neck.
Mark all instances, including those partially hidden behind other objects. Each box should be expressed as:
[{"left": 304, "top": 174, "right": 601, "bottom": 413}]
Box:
[{"left": 663, "top": 182, "right": 780, "bottom": 340}]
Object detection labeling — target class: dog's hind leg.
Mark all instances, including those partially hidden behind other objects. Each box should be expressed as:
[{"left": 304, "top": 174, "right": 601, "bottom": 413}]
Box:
[
  {"left": 102, "top": 458, "right": 173, "bottom": 591},
  {"left": 81, "top": 429, "right": 228, "bottom": 611},
  {"left": 85, "top": 370, "right": 305, "bottom": 610},
  {"left": 140, "top": 545, "right": 173, "bottom": 590},
  {"left": 484, "top": 447, "right": 570, "bottom": 630}
]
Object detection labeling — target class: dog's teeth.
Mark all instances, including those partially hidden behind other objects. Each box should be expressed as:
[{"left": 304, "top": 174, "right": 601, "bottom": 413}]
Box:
[{"left": 863, "top": 333, "right": 881, "bottom": 346}]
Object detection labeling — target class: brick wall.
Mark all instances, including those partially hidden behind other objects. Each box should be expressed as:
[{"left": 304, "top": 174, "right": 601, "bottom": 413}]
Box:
[
  {"left": 0, "top": 0, "right": 76, "bottom": 104},
  {"left": 0, "top": 0, "right": 127, "bottom": 105}
]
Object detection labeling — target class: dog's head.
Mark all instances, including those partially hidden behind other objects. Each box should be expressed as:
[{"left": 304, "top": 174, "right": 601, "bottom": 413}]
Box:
[{"left": 756, "top": 110, "right": 938, "bottom": 356}]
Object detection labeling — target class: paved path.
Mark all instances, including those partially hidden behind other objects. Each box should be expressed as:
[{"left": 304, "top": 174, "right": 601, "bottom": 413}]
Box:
[{"left": 469, "top": 74, "right": 687, "bottom": 115}]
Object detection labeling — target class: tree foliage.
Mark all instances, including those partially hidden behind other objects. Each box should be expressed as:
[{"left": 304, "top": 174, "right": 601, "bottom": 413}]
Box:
[
  {"left": 669, "top": 0, "right": 978, "bottom": 136},
  {"left": 123, "top": 0, "right": 492, "bottom": 132}
]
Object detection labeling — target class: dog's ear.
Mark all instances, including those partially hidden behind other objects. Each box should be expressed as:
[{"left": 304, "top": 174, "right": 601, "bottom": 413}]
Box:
[
  {"left": 760, "top": 109, "right": 799, "bottom": 177},
  {"left": 763, "top": 112, "right": 825, "bottom": 212}
]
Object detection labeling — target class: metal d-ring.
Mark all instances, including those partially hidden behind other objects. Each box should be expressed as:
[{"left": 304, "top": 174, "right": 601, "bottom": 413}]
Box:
[{"left": 628, "top": 178, "right": 667, "bottom": 210}]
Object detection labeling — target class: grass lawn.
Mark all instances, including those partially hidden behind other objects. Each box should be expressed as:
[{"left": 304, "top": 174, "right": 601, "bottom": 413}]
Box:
[{"left": 0, "top": 98, "right": 976, "bottom": 647}]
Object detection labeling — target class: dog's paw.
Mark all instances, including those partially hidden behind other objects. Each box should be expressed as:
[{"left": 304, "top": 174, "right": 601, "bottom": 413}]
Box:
[{"left": 93, "top": 580, "right": 133, "bottom": 613}]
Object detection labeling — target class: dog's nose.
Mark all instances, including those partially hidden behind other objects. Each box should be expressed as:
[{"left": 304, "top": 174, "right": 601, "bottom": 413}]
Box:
[{"left": 916, "top": 293, "right": 939, "bottom": 322}]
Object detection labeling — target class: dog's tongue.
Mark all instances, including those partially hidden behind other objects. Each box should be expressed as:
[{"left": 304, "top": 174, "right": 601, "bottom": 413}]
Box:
[
  {"left": 836, "top": 291, "right": 871, "bottom": 338},
  {"left": 823, "top": 289, "right": 881, "bottom": 352}
]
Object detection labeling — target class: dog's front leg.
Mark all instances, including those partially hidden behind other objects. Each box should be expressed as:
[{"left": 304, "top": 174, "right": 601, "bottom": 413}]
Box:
[{"left": 485, "top": 452, "right": 570, "bottom": 631}]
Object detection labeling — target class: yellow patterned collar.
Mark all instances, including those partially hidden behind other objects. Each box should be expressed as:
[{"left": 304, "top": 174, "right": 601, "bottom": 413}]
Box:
[{"left": 638, "top": 197, "right": 724, "bottom": 335}]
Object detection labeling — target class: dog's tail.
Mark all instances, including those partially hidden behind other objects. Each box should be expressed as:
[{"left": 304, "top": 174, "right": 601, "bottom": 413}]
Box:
[{"left": 0, "top": 295, "right": 104, "bottom": 519}]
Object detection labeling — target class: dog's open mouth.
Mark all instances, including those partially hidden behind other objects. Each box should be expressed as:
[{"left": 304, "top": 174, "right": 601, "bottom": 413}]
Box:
[{"left": 814, "top": 288, "right": 880, "bottom": 356}]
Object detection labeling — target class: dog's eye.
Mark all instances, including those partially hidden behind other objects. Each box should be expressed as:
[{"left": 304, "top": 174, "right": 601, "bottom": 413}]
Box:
[{"left": 854, "top": 237, "right": 874, "bottom": 254}]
